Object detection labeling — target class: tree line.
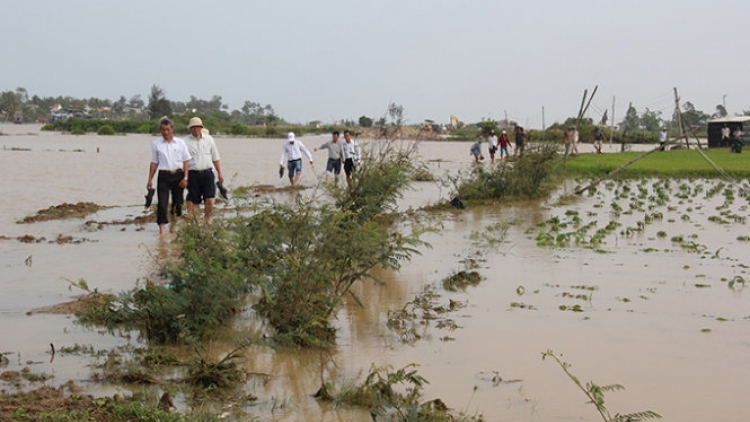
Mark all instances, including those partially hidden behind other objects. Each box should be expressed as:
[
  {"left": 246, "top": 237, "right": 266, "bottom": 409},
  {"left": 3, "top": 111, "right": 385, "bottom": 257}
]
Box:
[
  {"left": 2, "top": 85, "right": 745, "bottom": 140},
  {"left": 0, "top": 85, "right": 283, "bottom": 127}
]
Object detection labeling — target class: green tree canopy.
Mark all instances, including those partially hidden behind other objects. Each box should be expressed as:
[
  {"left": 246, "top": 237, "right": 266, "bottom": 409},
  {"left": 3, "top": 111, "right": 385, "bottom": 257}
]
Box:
[
  {"left": 147, "top": 85, "right": 171, "bottom": 119},
  {"left": 640, "top": 108, "right": 663, "bottom": 132},
  {"left": 621, "top": 103, "right": 640, "bottom": 132},
  {"left": 358, "top": 115, "right": 373, "bottom": 127}
]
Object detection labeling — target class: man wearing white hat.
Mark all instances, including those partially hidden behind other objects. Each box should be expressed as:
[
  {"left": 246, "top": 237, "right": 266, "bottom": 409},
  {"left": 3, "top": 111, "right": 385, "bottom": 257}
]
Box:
[
  {"left": 185, "top": 117, "right": 224, "bottom": 224},
  {"left": 279, "top": 131, "right": 313, "bottom": 186}
]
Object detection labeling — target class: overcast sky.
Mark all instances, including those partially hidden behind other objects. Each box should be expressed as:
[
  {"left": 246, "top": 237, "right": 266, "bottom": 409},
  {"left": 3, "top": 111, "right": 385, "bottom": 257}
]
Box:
[{"left": 3, "top": 0, "right": 748, "bottom": 128}]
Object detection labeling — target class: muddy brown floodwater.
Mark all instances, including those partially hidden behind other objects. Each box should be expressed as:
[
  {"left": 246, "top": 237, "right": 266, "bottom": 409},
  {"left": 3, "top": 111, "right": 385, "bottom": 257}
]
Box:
[{"left": 2, "top": 124, "right": 750, "bottom": 421}]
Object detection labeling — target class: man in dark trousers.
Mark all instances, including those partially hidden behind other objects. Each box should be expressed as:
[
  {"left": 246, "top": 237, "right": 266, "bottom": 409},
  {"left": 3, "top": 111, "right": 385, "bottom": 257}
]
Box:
[{"left": 146, "top": 117, "right": 191, "bottom": 235}]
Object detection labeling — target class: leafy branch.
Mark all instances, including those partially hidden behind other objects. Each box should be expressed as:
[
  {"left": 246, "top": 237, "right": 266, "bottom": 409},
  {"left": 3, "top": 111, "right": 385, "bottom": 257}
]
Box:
[{"left": 542, "top": 350, "right": 661, "bottom": 422}]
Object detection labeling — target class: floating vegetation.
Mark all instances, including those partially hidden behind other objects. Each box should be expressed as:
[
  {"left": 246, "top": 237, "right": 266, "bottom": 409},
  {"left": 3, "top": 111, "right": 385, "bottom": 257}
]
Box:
[
  {"left": 561, "top": 292, "right": 590, "bottom": 301},
  {"left": 387, "top": 285, "right": 466, "bottom": 345},
  {"left": 728, "top": 276, "right": 746, "bottom": 290},
  {"left": 442, "top": 270, "right": 482, "bottom": 292},
  {"left": 331, "top": 363, "right": 484, "bottom": 421},
  {"left": 511, "top": 302, "right": 535, "bottom": 310},
  {"left": 558, "top": 304, "right": 584, "bottom": 312},
  {"left": 469, "top": 220, "right": 510, "bottom": 249},
  {"left": 185, "top": 343, "right": 248, "bottom": 389},
  {"left": 679, "top": 240, "right": 707, "bottom": 253},
  {"left": 708, "top": 215, "right": 730, "bottom": 224}
]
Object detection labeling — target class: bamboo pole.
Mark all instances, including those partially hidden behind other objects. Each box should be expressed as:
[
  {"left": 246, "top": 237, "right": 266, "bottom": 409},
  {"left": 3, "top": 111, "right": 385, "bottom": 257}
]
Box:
[
  {"left": 609, "top": 96, "right": 616, "bottom": 149},
  {"left": 576, "top": 85, "right": 598, "bottom": 128},
  {"left": 576, "top": 89, "right": 588, "bottom": 124},
  {"left": 673, "top": 87, "right": 690, "bottom": 149}
]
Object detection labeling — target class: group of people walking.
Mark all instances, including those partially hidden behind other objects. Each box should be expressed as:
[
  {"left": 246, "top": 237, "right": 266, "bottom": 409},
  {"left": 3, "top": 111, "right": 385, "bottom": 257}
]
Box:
[
  {"left": 146, "top": 117, "right": 223, "bottom": 236},
  {"left": 146, "top": 117, "right": 361, "bottom": 235},
  {"left": 471, "top": 126, "right": 526, "bottom": 163},
  {"left": 281, "top": 129, "right": 361, "bottom": 187}
]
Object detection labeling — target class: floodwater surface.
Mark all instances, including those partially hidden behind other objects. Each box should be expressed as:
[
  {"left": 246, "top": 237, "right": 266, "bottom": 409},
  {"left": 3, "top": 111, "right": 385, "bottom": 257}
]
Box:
[{"left": 1, "top": 124, "right": 750, "bottom": 421}]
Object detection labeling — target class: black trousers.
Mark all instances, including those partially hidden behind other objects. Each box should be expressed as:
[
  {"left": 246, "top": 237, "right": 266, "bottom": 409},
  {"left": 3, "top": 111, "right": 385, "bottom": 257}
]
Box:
[{"left": 156, "top": 172, "right": 184, "bottom": 225}]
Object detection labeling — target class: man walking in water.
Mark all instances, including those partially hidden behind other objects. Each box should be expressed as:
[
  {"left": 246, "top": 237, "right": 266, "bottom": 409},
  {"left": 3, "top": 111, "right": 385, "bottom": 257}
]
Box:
[
  {"left": 470, "top": 137, "right": 483, "bottom": 162},
  {"left": 342, "top": 130, "right": 361, "bottom": 187},
  {"left": 487, "top": 129, "right": 498, "bottom": 163},
  {"left": 279, "top": 132, "right": 313, "bottom": 186},
  {"left": 315, "top": 130, "right": 344, "bottom": 185},
  {"left": 184, "top": 117, "right": 224, "bottom": 224},
  {"left": 147, "top": 117, "right": 191, "bottom": 236},
  {"left": 498, "top": 130, "right": 512, "bottom": 161},
  {"left": 514, "top": 126, "right": 526, "bottom": 156}
]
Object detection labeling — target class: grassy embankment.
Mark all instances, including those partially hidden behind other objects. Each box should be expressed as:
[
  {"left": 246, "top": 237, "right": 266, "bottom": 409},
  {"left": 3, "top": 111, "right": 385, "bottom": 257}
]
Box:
[{"left": 564, "top": 148, "right": 750, "bottom": 179}]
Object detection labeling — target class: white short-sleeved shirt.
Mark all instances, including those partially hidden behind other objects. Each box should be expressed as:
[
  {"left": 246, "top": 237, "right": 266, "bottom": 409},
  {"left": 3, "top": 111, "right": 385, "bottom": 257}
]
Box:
[
  {"left": 185, "top": 134, "right": 220, "bottom": 171},
  {"left": 343, "top": 140, "right": 360, "bottom": 161},
  {"left": 151, "top": 136, "right": 191, "bottom": 171}
]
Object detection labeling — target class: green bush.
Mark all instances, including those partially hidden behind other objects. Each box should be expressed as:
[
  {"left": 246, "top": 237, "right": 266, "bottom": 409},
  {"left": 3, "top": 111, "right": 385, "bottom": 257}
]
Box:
[
  {"left": 74, "top": 222, "right": 247, "bottom": 344},
  {"left": 97, "top": 125, "right": 115, "bottom": 135},
  {"left": 75, "top": 139, "right": 426, "bottom": 347},
  {"left": 450, "top": 142, "right": 561, "bottom": 201},
  {"left": 264, "top": 126, "right": 278, "bottom": 136}
]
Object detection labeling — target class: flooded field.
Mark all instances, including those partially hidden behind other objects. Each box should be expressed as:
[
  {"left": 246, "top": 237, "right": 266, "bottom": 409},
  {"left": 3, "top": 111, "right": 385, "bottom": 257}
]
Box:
[{"left": 2, "top": 124, "right": 750, "bottom": 421}]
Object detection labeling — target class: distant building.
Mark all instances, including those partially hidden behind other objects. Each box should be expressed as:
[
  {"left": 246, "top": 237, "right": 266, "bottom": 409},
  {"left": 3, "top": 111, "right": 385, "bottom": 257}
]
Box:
[{"left": 706, "top": 116, "right": 750, "bottom": 147}]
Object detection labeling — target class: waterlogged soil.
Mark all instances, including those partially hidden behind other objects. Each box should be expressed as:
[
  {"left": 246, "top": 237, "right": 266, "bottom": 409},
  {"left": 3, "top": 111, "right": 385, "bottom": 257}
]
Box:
[
  {"left": 2, "top": 125, "right": 750, "bottom": 421},
  {"left": 18, "top": 202, "right": 107, "bottom": 223}
]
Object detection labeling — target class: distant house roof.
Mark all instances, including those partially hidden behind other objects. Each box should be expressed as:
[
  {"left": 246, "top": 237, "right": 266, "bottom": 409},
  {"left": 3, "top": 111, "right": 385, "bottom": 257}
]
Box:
[{"left": 707, "top": 116, "right": 750, "bottom": 124}]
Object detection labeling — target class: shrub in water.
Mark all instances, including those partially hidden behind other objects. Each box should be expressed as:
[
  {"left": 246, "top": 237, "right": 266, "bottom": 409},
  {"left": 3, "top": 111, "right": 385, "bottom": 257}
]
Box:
[{"left": 97, "top": 125, "right": 115, "bottom": 135}]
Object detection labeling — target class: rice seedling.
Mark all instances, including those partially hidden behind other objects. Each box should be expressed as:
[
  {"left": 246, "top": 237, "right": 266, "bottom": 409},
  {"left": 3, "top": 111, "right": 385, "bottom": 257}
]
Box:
[{"left": 728, "top": 276, "right": 746, "bottom": 290}]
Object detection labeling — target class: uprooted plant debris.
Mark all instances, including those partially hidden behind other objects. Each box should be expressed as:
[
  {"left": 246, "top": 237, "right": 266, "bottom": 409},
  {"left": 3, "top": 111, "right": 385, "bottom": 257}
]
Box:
[
  {"left": 388, "top": 285, "right": 466, "bottom": 344},
  {"left": 0, "top": 384, "right": 187, "bottom": 421},
  {"left": 442, "top": 270, "right": 483, "bottom": 292},
  {"left": 16, "top": 233, "right": 96, "bottom": 244},
  {"left": 27, "top": 293, "right": 116, "bottom": 316},
  {"left": 18, "top": 202, "right": 108, "bottom": 223}
]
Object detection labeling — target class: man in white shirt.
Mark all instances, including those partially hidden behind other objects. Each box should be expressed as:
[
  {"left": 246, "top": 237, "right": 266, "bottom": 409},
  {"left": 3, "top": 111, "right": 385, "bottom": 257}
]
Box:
[
  {"left": 487, "top": 130, "right": 498, "bottom": 163},
  {"left": 721, "top": 124, "right": 731, "bottom": 147},
  {"left": 279, "top": 132, "right": 313, "bottom": 186},
  {"left": 342, "top": 130, "right": 361, "bottom": 187},
  {"left": 572, "top": 127, "right": 580, "bottom": 155},
  {"left": 659, "top": 127, "right": 668, "bottom": 151},
  {"left": 184, "top": 117, "right": 224, "bottom": 224},
  {"left": 146, "top": 117, "right": 191, "bottom": 235}
]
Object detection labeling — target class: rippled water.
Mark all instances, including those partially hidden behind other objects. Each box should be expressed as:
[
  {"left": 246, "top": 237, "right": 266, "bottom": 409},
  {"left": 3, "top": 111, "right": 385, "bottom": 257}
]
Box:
[{"left": 1, "top": 124, "right": 749, "bottom": 421}]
